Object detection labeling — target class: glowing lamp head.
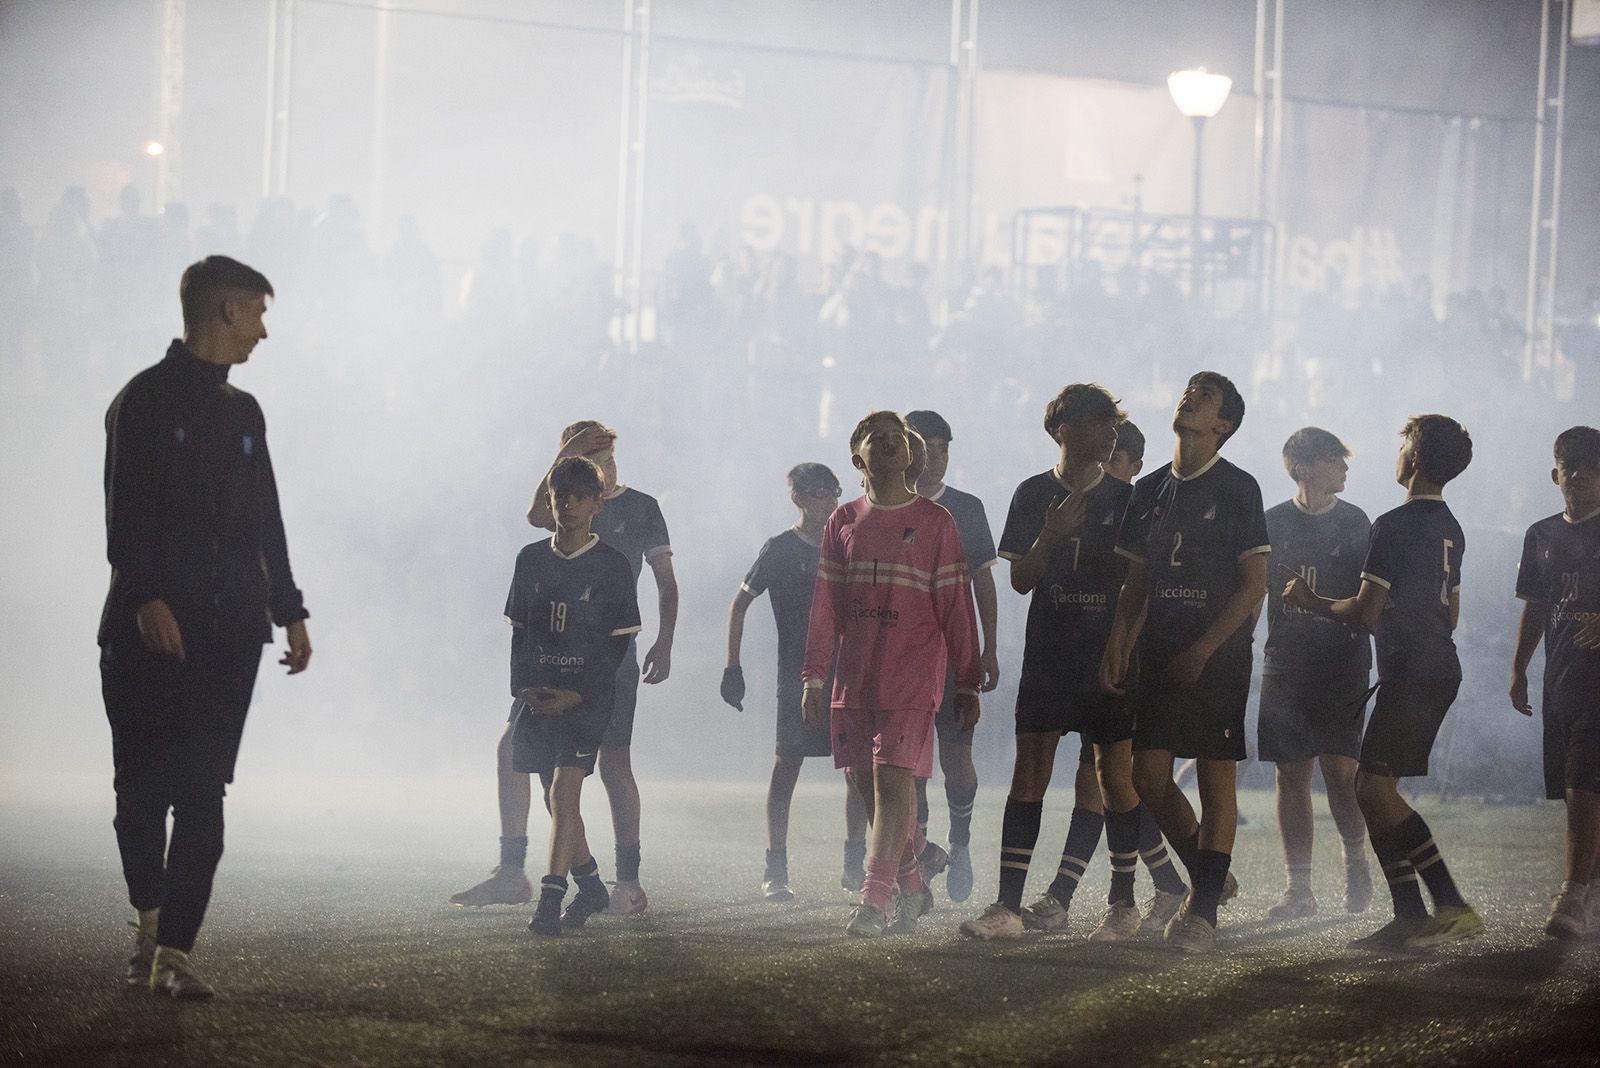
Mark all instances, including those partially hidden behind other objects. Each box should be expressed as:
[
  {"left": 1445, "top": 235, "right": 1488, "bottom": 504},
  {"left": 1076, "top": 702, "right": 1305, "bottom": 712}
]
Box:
[
  {"left": 1167, "top": 69, "right": 1233, "bottom": 119},
  {"left": 144, "top": 140, "right": 165, "bottom": 157}
]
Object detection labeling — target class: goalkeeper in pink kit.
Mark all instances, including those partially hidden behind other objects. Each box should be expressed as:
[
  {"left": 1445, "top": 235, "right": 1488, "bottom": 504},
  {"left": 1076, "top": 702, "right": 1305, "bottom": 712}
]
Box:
[{"left": 802, "top": 410, "right": 983, "bottom": 937}]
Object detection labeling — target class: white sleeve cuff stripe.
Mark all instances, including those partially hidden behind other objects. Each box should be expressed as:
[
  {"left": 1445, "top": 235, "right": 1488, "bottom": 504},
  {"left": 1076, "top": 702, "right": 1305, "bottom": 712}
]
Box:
[
  {"left": 973, "top": 557, "right": 999, "bottom": 571},
  {"left": 739, "top": 582, "right": 757, "bottom": 596},
  {"left": 611, "top": 625, "right": 643, "bottom": 636},
  {"left": 997, "top": 550, "right": 1023, "bottom": 561},
  {"left": 644, "top": 545, "right": 672, "bottom": 559},
  {"left": 1360, "top": 572, "right": 1392, "bottom": 590},
  {"left": 1238, "top": 545, "right": 1272, "bottom": 560},
  {"left": 504, "top": 615, "right": 521, "bottom": 627},
  {"left": 1114, "top": 546, "right": 1144, "bottom": 563}
]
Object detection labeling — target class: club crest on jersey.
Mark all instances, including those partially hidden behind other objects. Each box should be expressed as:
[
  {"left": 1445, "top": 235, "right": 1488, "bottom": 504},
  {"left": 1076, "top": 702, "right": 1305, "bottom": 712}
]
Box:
[
  {"left": 1202, "top": 503, "right": 1217, "bottom": 521},
  {"left": 1102, "top": 510, "right": 1115, "bottom": 526},
  {"left": 902, "top": 527, "right": 916, "bottom": 543},
  {"left": 579, "top": 586, "right": 592, "bottom": 602},
  {"left": 242, "top": 435, "right": 253, "bottom": 456}
]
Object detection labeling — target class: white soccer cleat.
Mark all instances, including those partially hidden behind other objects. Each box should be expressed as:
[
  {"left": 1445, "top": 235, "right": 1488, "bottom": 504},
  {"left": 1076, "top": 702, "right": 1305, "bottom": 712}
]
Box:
[
  {"left": 1021, "top": 893, "right": 1071, "bottom": 933},
  {"left": 605, "top": 879, "right": 649, "bottom": 916},
  {"left": 449, "top": 865, "right": 533, "bottom": 907},
  {"left": 125, "top": 922, "right": 157, "bottom": 986},
  {"left": 1266, "top": 888, "right": 1319, "bottom": 921},
  {"left": 1087, "top": 903, "right": 1143, "bottom": 943},
  {"left": 1545, "top": 885, "right": 1588, "bottom": 941},
  {"left": 1165, "top": 904, "right": 1217, "bottom": 954},
  {"left": 149, "top": 947, "right": 215, "bottom": 999},
  {"left": 959, "top": 902, "right": 1025, "bottom": 940},
  {"left": 1143, "top": 888, "right": 1186, "bottom": 929}
]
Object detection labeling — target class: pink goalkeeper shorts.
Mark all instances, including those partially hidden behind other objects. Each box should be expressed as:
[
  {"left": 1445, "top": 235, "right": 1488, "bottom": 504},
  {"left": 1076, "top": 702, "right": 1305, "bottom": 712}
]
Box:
[{"left": 831, "top": 706, "right": 936, "bottom": 778}]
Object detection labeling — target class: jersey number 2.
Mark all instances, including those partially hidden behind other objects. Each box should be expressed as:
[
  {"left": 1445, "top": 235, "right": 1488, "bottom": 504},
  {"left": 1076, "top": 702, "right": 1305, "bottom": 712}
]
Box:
[{"left": 1169, "top": 531, "right": 1183, "bottom": 568}]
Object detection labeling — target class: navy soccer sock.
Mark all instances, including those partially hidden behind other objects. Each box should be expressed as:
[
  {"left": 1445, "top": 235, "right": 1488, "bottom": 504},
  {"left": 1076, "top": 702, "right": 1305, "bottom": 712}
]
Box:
[
  {"left": 1046, "top": 807, "right": 1105, "bottom": 905},
  {"left": 947, "top": 779, "right": 977, "bottom": 848},
  {"left": 1391, "top": 813, "right": 1467, "bottom": 910},
  {"left": 1136, "top": 806, "right": 1189, "bottom": 894},
  {"left": 537, "top": 874, "right": 568, "bottom": 916},
  {"left": 500, "top": 835, "right": 529, "bottom": 869},
  {"left": 1104, "top": 807, "right": 1141, "bottom": 907},
  {"left": 571, "top": 857, "right": 605, "bottom": 898},
  {"left": 616, "top": 842, "right": 641, "bottom": 883},
  {"left": 1370, "top": 829, "right": 1429, "bottom": 919},
  {"left": 998, "top": 798, "right": 1044, "bottom": 912},
  {"left": 1190, "top": 850, "right": 1232, "bottom": 926}
]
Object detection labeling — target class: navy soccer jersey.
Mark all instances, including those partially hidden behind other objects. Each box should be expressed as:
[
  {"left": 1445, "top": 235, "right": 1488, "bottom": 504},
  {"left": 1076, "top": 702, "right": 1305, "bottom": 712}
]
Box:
[
  {"left": 1516, "top": 508, "right": 1600, "bottom": 720},
  {"left": 928, "top": 485, "right": 999, "bottom": 574},
  {"left": 1115, "top": 455, "right": 1271, "bottom": 674},
  {"left": 999, "top": 470, "right": 1132, "bottom": 692},
  {"left": 594, "top": 485, "right": 671, "bottom": 587},
  {"left": 1361, "top": 496, "right": 1464, "bottom": 681},
  {"left": 741, "top": 528, "right": 823, "bottom": 701},
  {"left": 1262, "top": 498, "right": 1373, "bottom": 677},
  {"left": 504, "top": 536, "right": 643, "bottom": 717}
]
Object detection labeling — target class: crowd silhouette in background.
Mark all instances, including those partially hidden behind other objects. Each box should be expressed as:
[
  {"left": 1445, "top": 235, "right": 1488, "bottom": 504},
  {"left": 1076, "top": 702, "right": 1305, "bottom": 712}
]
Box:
[{"left": 3, "top": 182, "right": 1595, "bottom": 794}]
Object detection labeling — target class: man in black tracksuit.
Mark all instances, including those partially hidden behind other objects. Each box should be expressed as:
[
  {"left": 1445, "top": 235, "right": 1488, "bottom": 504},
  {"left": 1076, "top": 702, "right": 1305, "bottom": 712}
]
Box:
[{"left": 99, "top": 255, "right": 313, "bottom": 999}]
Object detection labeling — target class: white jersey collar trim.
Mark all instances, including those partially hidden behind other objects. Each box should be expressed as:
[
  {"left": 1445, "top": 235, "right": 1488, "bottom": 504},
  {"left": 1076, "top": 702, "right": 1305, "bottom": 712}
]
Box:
[
  {"left": 1565, "top": 505, "right": 1600, "bottom": 525},
  {"left": 1052, "top": 468, "right": 1105, "bottom": 495},
  {"left": 1171, "top": 453, "right": 1221, "bottom": 482},
  {"left": 604, "top": 484, "right": 628, "bottom": 500},
  {"left": 550, "top": 533, "right": 601, "bottom": 560},
  {"left": 1292, "top": 496, "right": 1339, "bottom": 516},
  {"left": 927, "top": 484, "right": 948, "bottom": 502},
  {"left": 791, "top": 525, "right": 822, "bottom": 546},
  {"left": 1407, "top": 494, "right": 1445, "bottom": 503}
]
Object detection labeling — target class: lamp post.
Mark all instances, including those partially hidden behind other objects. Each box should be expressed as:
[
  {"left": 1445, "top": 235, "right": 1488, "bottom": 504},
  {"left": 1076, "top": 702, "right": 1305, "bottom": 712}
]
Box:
[{"left": 1167, "top": 68, "right": 1233, "bottom": 297}]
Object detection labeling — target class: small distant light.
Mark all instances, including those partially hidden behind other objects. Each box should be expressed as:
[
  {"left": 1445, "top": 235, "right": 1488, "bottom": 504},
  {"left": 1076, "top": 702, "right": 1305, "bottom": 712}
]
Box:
[{"left": 144, "top": 141, "right": 165, "bottom": 157}]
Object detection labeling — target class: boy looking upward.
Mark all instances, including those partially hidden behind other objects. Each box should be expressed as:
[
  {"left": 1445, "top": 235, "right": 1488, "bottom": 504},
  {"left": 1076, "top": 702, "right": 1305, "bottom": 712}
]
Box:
[{"left": 1099, "top": 372, "right": 1270, "bottom": 954}]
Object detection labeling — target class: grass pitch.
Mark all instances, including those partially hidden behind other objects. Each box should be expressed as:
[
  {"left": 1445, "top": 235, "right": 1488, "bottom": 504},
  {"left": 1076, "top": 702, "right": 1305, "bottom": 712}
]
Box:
[{"left": 2, "top": 777, "right": 1598, "bottom": 1066}]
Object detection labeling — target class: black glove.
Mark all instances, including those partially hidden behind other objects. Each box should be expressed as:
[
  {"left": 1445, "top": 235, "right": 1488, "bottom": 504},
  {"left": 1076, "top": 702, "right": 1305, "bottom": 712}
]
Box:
[{"left": 720, "top": 666, "right": 746, "bottom": 711}]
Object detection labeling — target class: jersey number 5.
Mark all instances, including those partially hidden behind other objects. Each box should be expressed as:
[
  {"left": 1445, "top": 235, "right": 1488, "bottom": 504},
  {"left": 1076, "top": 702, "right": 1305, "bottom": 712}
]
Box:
[
  {"left": 549, "top": 601, "right": 568, "bottom": 633},
  {"left": 1439, "top": 539, "right": 1454, "bottom": 607}
]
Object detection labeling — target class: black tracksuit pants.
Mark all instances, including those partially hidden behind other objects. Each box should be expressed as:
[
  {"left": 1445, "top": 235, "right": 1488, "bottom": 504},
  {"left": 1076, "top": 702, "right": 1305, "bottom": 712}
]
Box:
[{"left": 101, "top": 637, "right": 262, "bottom": 954}]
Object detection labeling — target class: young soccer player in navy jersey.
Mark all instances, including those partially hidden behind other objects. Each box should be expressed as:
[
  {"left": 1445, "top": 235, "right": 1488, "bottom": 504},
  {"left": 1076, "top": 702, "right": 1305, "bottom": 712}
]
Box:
[
  {"left": 1286, "top": 414, "right": 1481, "bottom": 950},
  {"left": 1511, "top": 426, "right": 1600, "bottom": 940},
  {"left": 723, "top": 463, "right": 860, "bottom": 902},
  {"left": 960, "top": 387, "right": 1187, "bottom": 941},
  {"left": 1099, "top": 372, "right": 1270, "bottom": 954},
  {"left": 1259, "top": 428, "right": 1374, "bottom": 919},
  {"left": 505, "top": 457, "right": 643, "bottom": 936},
  {"left": 904, "top": 410, "right": 1001, "bottom": 903},
  {"left": 452, "top": 422, "right": 676, "bottom": 917}
]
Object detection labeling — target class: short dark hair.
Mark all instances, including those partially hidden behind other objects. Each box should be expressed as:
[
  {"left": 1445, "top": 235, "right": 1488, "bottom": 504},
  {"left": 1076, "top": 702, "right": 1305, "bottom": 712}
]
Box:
[
  {"left": 904, "top": 409, "right": 953, "bottom": 443},
  {"left": 548, "top": 456, "right": 605, "bottom": 500},
  {"left": 1554, "top": 426, "right": 1600, "bottom": 471},
  {"left": 179, "top": 255, "right": 274, "bottom": 329},
  {"left": 1188, "top": 371, "right": 1245, "bottom": 446},
  {"left": 1401, "top": 414, "right": 1473, "bottom": 485},
  {"left": 1112, "top": 420, "right": 1145, "bottom": 464},
  {"left": 787, "top": 462, "right": 840, "bottom": 496},
  {"left": 849, "top": 410, "right": 906, "bottom": 455},
  {"left": 1044, "top": 384, "right": 1126, "bottom": 440},
  {"left": 1282, "top": 427, "right": 1351, "bottom": 481}
]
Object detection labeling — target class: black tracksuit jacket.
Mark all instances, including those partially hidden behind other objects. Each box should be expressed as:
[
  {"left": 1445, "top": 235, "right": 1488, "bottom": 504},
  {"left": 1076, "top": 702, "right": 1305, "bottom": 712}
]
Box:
[{"left": 99, "top": 340, "right": 308, "bottom": 649}]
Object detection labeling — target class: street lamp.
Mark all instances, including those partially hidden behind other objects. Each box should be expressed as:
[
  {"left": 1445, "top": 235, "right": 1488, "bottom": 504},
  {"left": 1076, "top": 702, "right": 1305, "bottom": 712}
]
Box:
[{"left": 1168, "top": 68, "right": 1232, "bottom": 297}]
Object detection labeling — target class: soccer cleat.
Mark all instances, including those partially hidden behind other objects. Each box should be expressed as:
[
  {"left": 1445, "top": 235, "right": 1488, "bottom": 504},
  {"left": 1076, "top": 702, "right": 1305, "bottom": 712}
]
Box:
[
  {"left": 1021, "top": 893, "right": 1071, "bottom": 933},
  {"left": 1165, "top": 906, "right": 1217, "bottom": 954},
  {"left": 959, "top": 902, "right": 1025, "bottom": 940},
  {"left": 946, "top": 844, "right": 974, "bottom": 903},
  {"left": 1545, "top": 887, "right": 1588, "bottom": 941},
  {"left": 1143, "top": 888, "right": 1186, "bottom": 929},
  {"left": 1087, "top": 903, "right": 1143, "bottom": 943},
  {"left": 561, "top": 885, "right": 610, "bottom": 929},
  {"left": 527, "top": 907, "right": 562, "bottom": 938},
  {"left": 1348, "top": 914, "right": 1428, "bottom": 952},
  {"left": 1220, "top": 871, "right": 1240, "bottom": 905},
  {"left": 125, "top": 922, "right": 157, "bottom": 986},
  {"left": 762, "top": 876, "right": 795, "bottom": 904},
  {"left": 846, "top": 903, "right": 888, "bottom": 938},
  {"left": 1266, "top": 888, "right": 1319, "bottom": 921},
  {"left": 842, "top": 841, "right": 866, "bottom": 893},
  {"left": 919, "top": 841, "right": 950, "bottom": 882},
  {"left": 450, "top": 865, "right": 533, "bottom": 907},
  {"left": 887, "top": 887, "right": 935, "bottom": 935},
  {"left": 1404, "top": 904, "right": 1484, "bottom": 949},
  {"left": 1345, "top": 862, "right": 1374, "bottom": 914},
  {"left": 149, "top": 947, "right": 215, "bottom": 999},
  {"left": 604, "top": 880, "right": 649, "bottom": 916}
]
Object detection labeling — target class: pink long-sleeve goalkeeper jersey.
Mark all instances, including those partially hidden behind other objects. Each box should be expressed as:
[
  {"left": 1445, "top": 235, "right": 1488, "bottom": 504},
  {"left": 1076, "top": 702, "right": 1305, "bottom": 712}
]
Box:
[{"left": 801, "top": 494, "right": 982, "bottom": 711}]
